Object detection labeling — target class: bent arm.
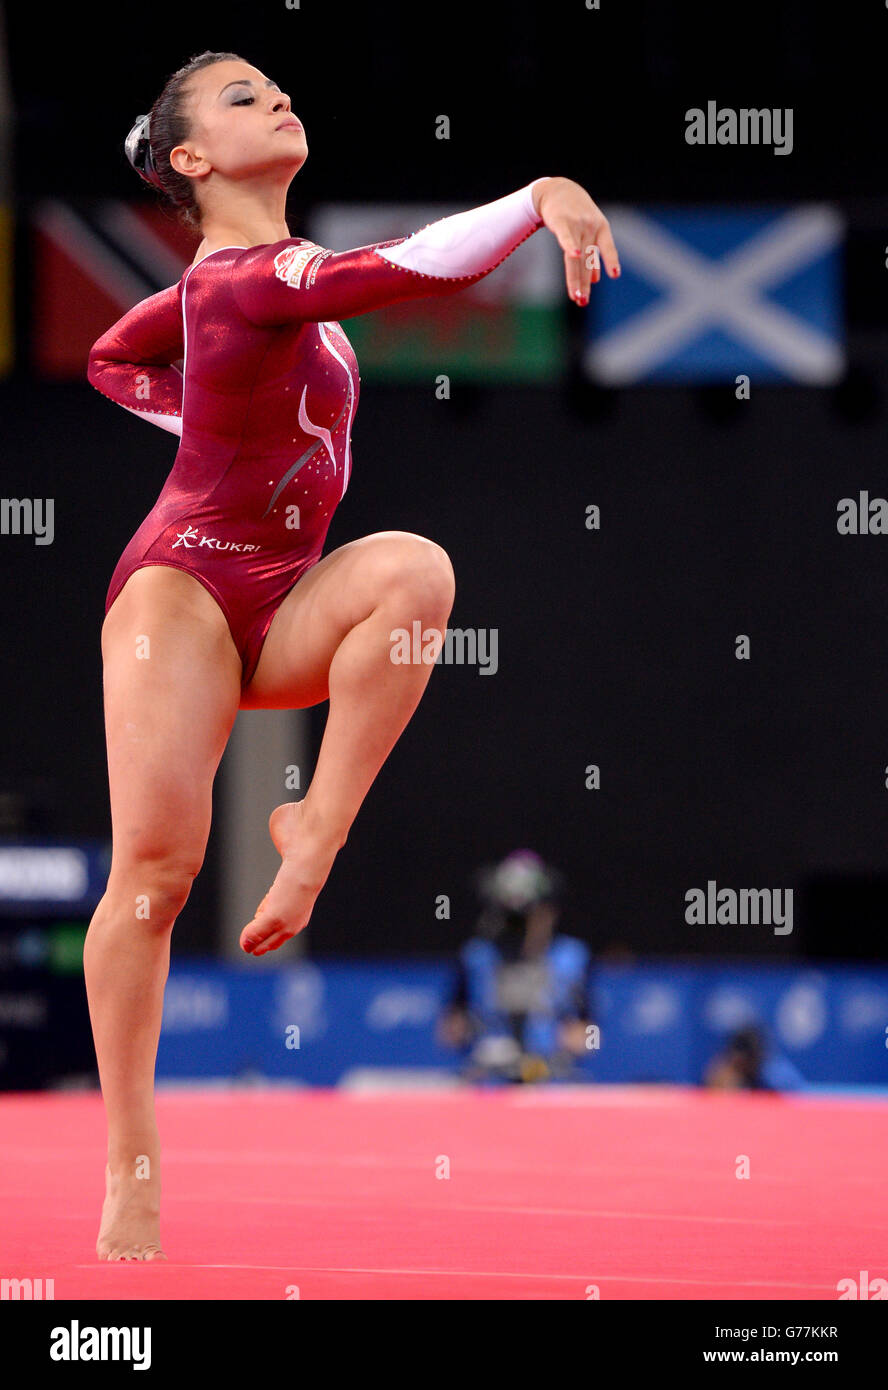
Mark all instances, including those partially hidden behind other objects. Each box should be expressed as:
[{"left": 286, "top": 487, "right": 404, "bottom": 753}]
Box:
[
  {"left": 232, "top": 178, "right": 550, "bottom": 328},
  {"left": 87, "top": 285, "right": 184, "bottom": 436}
]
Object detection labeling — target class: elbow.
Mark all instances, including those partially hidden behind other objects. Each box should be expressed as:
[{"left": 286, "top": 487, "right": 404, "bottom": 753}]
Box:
[
  {"left": 86, "top": 353, "right": 116, "bottom": 401},
  {"left": 86, "top": 343, "right": 107, "bottom": 387},
  {"left": 87, "top": 323, "right": 121, "bottom": 384}
]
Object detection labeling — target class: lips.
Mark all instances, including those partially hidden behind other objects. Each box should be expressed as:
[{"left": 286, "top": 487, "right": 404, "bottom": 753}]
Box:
[{"left": 276, "top": 119, "right": 303, "bottom": 132}]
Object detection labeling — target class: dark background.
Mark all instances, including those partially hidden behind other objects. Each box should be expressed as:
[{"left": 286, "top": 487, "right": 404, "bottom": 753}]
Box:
[{"left": 1, "top": 0, "right": 886, "bottom": 958}]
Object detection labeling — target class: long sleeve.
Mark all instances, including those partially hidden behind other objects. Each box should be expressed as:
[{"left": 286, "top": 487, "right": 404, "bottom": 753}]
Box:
[
  {"left": 87, "top": 285, "right": 184, "bottom": 436},
  {"left": 231, "top": 179, "right": 548, "bottom": 328}
]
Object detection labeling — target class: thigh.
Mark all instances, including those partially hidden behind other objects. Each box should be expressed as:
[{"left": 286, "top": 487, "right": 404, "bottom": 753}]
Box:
[
  {"left": 240, "top": 530, "right": 453, "bottom": 710},
  {"left": 101, "top": 567, "right": 243, "bottom": 875}
]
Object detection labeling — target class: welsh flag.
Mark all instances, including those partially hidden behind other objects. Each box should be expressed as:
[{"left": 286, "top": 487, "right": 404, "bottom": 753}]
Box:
[{"left": 308, "top": 200, "right": 565, "bottom": 382}]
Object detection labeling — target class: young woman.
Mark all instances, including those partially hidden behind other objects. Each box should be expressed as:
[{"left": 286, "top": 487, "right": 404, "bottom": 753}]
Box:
[{"left": 83, "top": 49, "right": 620, "bottom": 1261}]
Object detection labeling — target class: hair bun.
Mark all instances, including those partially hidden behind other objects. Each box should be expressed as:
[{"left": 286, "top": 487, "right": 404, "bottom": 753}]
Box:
[{"left": 125, "top": 113, "right": 162, "bottom": 189}]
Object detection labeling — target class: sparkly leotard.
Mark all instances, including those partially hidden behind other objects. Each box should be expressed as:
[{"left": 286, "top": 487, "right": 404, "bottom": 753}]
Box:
[{"left": 88, "top": 180, "right": 546, "bottom": 687}]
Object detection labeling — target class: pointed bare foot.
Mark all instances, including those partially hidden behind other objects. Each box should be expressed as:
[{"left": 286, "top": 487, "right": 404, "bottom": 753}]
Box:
[
  {"left": 96, "top": 1162, "right": 167, "bottom": 1262},
  {"left": 240, "top": 800, "right": 344, "bottom": 956}
]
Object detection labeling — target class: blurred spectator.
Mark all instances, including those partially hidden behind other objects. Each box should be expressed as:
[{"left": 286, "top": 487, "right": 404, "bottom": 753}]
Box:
[
  {"left": 704, "top": 1024, "right": 807, "bottom": 1092},
  {"left": 438, "top": 850, "right": 596, "bottom": 1084}
]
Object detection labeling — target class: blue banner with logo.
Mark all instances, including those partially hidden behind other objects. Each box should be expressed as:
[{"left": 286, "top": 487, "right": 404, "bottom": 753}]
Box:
[
  {"left": 154, "top": 957, "right": 888, "bottom": 1088},
  {"left": 0, "top": 840, "right": 110, "bottom": 916}
]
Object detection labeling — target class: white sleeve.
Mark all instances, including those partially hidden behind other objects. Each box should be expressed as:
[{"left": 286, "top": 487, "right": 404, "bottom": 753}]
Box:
[
  {"left": 374, "top": 178, "right": 549, "bottom": 279},
  {"left": 117, "top": 402, "right": 183, "bottom": 436}
]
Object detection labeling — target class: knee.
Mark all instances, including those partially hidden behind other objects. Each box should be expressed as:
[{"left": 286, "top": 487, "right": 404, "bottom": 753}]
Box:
[
  {"left": 108, "top": 852, "right": 203, "bottom": 930},
  {"left": 383, "top": 538, "right": 456, "bottom": 617}
]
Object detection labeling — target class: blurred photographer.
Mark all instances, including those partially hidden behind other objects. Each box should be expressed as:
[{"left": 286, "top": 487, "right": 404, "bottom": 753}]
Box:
[
  {"left": 704, "top": 1024, "right": 807, "bottom": 1092},
  {"left": 438, "top": 850, "right": 596, "bottom": 1084}
]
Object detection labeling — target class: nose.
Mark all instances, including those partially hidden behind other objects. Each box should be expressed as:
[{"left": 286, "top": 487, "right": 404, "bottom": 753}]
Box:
[{"left": 271, "top": 92, "right": 292, "bottom": 115}]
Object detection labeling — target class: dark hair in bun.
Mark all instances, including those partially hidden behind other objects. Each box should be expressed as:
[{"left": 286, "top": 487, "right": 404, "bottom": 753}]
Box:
[
  {"left": 124, "top": 50, "right": 245, "bottom": 230},
  {"left": 124, "top": 114, "right": 162, "bottom": 190}
]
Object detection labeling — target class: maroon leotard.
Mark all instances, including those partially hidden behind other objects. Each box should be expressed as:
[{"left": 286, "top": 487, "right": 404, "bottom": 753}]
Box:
[{"left": 88, "top": 188, "right": 544, "bottom": 687}]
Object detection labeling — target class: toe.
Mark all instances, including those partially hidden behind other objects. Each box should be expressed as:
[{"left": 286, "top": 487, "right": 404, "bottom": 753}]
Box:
[
  {"left": 242, "top": 910, "right": 287, "bottom": 953},
  {"left": 240, "top": 893, "right": 280, "bottom": 951},
  {"left": 253, "top": 929, "right": 293, "bottom": 955},
  {"left": 240, "top": 919, "right": 265, "bottom": 952}
]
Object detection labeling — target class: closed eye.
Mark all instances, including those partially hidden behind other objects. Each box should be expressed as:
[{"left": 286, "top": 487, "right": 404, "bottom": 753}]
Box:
[{"left": 233, "top": 96, "right": 254, "bottom": 105}]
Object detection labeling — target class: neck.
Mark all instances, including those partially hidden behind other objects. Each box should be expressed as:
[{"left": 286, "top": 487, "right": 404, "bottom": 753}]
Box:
[{"left": 194, "top": 172, "right": 295, "bottom": 254}]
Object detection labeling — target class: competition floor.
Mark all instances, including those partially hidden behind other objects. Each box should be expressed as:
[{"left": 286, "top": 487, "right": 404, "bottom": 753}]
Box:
[{"left": 2, "top": 1085, "right": 886, "bottom": 1300}]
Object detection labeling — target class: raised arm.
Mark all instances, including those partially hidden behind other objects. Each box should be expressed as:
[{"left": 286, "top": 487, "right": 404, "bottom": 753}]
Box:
[
  {"left": 231, "top": 178, "right": 551, "bottom": 328},
  {"left": 87, "top": 285, "right": 184, "bottom": 436}
]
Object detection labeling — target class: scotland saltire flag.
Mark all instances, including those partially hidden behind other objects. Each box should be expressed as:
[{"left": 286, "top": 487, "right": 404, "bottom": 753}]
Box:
[{"left": 585, "top": 205, "right": 845, "bottom": 385}]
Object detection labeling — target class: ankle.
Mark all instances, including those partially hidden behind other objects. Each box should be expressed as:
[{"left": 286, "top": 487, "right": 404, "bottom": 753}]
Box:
[
  {"left": 106, "top": 1153, "right": 159, "bottom": 1184},
  {"left": 298, "top": 801, "right": 349, "bottom": 852}
]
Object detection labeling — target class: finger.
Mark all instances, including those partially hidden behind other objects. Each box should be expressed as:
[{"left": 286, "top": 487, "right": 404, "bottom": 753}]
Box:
[
  {"left": 568, "top": 220, "right": 600, "bottom": 300},
  {"left": 546, "top": 213, "right": 595, "bottom": 301},
  {"left": 578, "top": 225, "right": 601, "bottom": 287},
  {"left": 594, "top": 221, "right": 621, "bottom": 279},
  {"left": 552, "top": 220, "right": 587, "bottom": 297},
  {"left": 549, "top": 215, "right": 585, "bottom": 259},
  {"left": 551, "top": 216, "right": 617, "bottom": 303},
  {"left": 564, "top": 242, "right": 591, "bottom": 304},
  {"left": 580, "top": 244, "right": 599, "bottom": 290}
]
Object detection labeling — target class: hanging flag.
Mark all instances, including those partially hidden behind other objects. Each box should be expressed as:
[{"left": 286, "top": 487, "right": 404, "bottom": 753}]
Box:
[
  {"left": 308, "top": 201, "right": 564, "bottom": 382},
  {"left": 30, "top": 199, "right": 197, "bottom": 378},
  {"left": 585, "top": 204, "right": 845, "bottom": 385}
]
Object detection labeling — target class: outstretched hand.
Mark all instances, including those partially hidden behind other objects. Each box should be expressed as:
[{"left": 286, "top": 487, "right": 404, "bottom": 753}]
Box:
[{"left": 534, "top": 177, "right": 620, "bottom": 305}]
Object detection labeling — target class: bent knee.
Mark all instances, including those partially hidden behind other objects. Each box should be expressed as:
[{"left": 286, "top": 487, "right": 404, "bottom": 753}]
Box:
[{"left": 380, "top": 536, "right": 456, "bottom": 614}]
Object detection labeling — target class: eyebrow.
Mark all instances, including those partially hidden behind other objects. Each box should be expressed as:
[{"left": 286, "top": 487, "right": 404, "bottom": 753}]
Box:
[{"left": 219, "top": 77, "right": 280, "bottom": 96}]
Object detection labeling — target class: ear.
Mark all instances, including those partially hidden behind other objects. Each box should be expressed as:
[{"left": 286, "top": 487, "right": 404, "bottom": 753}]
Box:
[{"left": 169, "top": 143, "right": 210, "bottom": 179}]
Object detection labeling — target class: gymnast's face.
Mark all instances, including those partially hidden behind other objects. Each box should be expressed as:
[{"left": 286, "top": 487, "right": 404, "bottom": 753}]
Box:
[{"left": 171, "top": 60, "right": 307, "bottom": 187}]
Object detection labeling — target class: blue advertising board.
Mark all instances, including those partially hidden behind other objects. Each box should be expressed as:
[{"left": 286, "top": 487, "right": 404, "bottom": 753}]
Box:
[{"left": 155, "top": 956, "right": 888, "bottom": 1088}]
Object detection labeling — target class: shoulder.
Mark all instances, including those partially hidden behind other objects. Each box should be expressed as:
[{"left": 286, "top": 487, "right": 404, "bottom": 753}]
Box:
[
  {"left": 182, "top": 245, "right": 251, "bottom": 279},
  {"left": 224, "top": 238, "right": 335, "bottom": 327},
  {"left": 233, "top": 237, "right": 332, "bottom": 290}
]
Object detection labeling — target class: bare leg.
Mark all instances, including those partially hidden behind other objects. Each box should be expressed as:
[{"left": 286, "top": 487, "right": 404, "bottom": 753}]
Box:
[
  {"left": 84, "top": 568, "right": 242, "bottom": 1259},
  {"left": 239, "top": 533, "right": 456, "bottom": 954}
]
